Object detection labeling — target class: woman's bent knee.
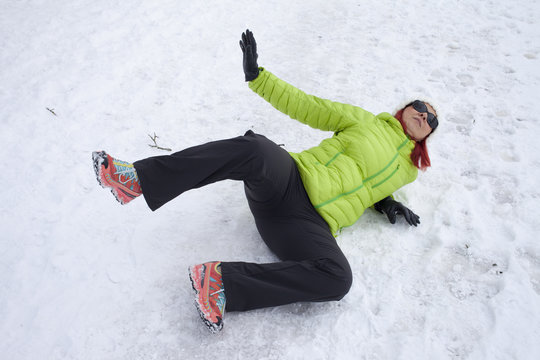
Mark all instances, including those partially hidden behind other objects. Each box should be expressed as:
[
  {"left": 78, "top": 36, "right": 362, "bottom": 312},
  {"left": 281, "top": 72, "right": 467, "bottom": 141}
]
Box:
[
  {"left": 315, "top": 257, "right": 353, "bottom": 300},
  {"left": 334, "top": 267, "right": 353, "bottom": 300}
]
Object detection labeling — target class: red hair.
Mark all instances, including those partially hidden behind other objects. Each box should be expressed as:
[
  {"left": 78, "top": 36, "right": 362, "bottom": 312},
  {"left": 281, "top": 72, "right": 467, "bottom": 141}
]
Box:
[{"left": 394, "top": 109, "right": 432, "bottom": 171}]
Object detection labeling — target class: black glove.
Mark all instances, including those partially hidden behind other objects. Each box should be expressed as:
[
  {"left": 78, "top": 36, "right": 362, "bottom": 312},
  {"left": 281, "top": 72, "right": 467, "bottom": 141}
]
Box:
[
  {"left": 239, "top": 29, "right": 260, "bottom": 81},
  {"left": 374, "top": 196, "right": 420, "bottom": 226}
]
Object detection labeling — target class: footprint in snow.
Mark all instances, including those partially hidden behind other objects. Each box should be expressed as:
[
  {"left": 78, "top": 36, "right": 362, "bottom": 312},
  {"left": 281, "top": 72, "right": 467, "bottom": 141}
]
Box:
[{"left": 514, "top": 247, "right": 540, "bottom": 295}]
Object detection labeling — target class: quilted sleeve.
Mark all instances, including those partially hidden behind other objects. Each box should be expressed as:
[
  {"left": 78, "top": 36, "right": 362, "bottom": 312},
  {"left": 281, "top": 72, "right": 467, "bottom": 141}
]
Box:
[{"left": 249, "top": 68, "right": 371, "bottom": 132}]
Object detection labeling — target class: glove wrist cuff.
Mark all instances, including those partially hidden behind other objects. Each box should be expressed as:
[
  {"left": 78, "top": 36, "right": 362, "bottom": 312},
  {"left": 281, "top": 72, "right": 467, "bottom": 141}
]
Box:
[{"left": 245, "top": 68, "right": 260, "bottom": 82}]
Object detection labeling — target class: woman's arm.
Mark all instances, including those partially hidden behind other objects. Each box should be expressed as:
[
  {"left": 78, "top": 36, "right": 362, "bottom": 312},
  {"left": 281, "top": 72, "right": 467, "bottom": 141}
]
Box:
[
  {"left": 248, "top": 69, "right": 369, "bottom": 132},
  {"left": 239, "top": 30, "right": 370, "bottom": 132}
]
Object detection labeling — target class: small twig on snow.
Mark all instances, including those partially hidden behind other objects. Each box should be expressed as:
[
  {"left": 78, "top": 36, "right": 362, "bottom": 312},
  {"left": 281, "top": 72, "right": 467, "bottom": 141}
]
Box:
[
  {"left": 46, "top": 107, "right": 57, "bottom": 116},
  {"left": 148, "top": 132, "right": 172, "bottom": 152}
]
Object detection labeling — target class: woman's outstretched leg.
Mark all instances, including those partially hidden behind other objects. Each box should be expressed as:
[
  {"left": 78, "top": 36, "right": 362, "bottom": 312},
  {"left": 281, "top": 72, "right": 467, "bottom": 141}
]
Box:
[
  {"left": 134, "top": 130, "right": 293, "bottom": 210},
  {"left": 92, "top": 130, "right": 292, "bottom": 209}
]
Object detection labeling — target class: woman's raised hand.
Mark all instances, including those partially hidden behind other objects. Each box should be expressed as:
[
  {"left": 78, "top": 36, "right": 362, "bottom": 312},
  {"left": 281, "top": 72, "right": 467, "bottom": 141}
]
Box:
[{"left": 239, "top": 29, "right": 260, "bottom": 81}]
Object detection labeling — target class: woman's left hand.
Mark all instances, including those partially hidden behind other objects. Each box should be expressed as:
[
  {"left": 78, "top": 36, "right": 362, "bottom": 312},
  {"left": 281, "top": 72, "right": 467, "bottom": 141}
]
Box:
[
  {"left": 374, "top": 197, "right": 420, "bottom": 227},
  {"left": 239, "top": 29, "right": 260, "bottom": 81}
]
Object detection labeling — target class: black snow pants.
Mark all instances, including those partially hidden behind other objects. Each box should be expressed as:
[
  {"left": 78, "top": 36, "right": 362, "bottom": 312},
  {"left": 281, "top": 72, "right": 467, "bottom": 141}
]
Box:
[{"left": 133, "top": 130, "right": 352, "bottom": 312}]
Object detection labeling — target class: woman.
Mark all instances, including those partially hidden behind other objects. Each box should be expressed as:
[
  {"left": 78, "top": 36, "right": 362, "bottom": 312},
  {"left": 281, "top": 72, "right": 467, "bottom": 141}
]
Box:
[{"left": 92, "top": 30, "right": 438, "bottom": 333}]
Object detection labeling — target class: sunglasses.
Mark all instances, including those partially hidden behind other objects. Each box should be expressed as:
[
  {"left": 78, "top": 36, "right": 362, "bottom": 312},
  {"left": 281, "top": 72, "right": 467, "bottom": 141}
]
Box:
[{"left": 407, "top": 100, "right": 438, "bottom": 130}]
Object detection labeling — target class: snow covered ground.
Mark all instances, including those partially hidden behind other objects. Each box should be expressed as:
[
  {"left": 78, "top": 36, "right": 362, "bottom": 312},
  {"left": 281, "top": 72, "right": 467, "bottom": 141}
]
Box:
[{"left": 1, "top": 0, "right": 540, "bottom": 358}]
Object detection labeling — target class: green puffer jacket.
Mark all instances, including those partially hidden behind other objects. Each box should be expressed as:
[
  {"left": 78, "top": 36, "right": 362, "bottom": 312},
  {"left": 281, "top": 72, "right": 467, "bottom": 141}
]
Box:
[{"left": 249, "top": 69, "right": 418, "bottom": 235}]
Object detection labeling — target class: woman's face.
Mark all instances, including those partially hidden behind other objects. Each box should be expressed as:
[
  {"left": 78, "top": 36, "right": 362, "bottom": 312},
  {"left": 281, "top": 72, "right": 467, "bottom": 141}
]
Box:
[{"left": 402, "top": 102, "right": 437, "bottom": 141}]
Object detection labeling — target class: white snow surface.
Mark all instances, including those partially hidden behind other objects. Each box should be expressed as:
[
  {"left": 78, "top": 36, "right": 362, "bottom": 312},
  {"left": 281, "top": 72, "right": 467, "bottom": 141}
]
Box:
[{"left": 1, "top": 0, "right": 540, "bottom": 359}]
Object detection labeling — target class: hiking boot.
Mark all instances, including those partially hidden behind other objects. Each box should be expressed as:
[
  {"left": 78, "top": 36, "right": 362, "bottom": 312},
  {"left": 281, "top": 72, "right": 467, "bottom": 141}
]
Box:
[
  {"left": 92, "top": 151, "right": 142, "bottom": 204},
  {"left": 189, "top": 262, "right": 226, "bottom": 333}
]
